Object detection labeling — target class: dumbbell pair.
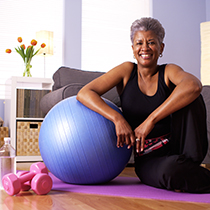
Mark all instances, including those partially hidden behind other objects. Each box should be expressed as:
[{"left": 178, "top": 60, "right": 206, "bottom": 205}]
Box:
[{"left": 2, "top": 162, "right": 52, "bottom": 196}]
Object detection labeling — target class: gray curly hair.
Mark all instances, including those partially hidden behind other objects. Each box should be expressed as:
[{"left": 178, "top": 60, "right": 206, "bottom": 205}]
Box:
[{"left": 130, "top": 17, "right": 165, "bottom": 44}]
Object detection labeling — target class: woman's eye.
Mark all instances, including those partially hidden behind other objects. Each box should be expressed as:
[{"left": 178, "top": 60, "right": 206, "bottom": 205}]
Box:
[{"left": 148, "top": 42, "right": 155, "bottom": 45}]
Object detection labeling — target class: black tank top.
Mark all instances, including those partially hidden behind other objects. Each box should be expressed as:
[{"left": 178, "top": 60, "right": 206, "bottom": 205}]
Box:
[{"left": 120, "top": 63, "right": 171, "bottom": 139}]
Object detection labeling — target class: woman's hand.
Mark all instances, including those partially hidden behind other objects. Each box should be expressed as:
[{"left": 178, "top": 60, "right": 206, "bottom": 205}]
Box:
[
  {"left": 114, "top": 117, "right": 136, "bottom": 149},
  {"left": 134, "top": 117, "right": 155, "bottom": 153}
]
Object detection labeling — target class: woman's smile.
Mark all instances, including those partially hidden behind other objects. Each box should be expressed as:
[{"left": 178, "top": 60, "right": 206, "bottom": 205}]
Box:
[
  {"left": 132, "top": 30, "right": 164, "bottom": 67},
  {"left": 140, "top": 54, "right": 153, "bottom": 59}
]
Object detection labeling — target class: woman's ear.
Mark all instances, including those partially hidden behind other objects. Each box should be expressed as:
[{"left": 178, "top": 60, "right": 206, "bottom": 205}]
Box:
[{"left": 160, "top": 43, "right": 165, "bottom": 54}]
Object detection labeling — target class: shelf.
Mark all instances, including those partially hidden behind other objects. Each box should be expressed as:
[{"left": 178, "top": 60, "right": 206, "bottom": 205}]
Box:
[
  {"left": 16, "top": 118, "right": 44, "bottom": 121},
  {"left": 6, "top": 76, "right": 53, "bottom": 90},
  {"left": 16, "top": 156, "right": 43, "bottom": 162},
  {"left": 4, "top": 76, "right": 53, "bottom": 162}
]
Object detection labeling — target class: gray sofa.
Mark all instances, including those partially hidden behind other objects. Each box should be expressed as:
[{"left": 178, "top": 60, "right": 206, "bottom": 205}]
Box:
[
  {"left": 40, "top": 66, "right": 210, "bottom": 164},
  {"left": 40, "top": 66, "right": 121, "bottom": 116}
]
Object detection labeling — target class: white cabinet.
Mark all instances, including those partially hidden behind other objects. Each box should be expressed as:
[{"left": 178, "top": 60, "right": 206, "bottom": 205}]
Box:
[{"left": 4, "top": 77, "right": 53, "bottom": 162}]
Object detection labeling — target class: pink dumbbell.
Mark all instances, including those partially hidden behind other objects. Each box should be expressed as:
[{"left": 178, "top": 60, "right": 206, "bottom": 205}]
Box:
[
  {"left": 2, "top": 162, "right": 52, "bottom": 196},
  {"left": 31, "top": 173, "right": 52, "bottom": 195},
  {"left": 16, "top": 171, "right": 31, "bottom": 191}
]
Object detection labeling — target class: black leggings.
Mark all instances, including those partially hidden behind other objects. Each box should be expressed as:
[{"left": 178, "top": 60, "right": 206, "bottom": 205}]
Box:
[{"left": 135, "top": 95, "right": 210, "bottom": 193}]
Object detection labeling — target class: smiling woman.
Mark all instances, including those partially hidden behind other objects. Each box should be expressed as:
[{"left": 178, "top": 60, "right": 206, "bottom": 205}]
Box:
[{"left": 77, "top": 17, "right": 210, "bottom": 193}]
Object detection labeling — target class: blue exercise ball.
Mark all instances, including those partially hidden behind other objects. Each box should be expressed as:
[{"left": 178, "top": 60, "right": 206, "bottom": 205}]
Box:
[{"left": 39, "top": 96, "right": 132, "bottom": 184}]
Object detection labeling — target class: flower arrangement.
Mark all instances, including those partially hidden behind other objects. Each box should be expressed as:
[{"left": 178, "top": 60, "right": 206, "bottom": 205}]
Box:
[{"left": 6, "top": 37, "right": 46, "bottom": 77}]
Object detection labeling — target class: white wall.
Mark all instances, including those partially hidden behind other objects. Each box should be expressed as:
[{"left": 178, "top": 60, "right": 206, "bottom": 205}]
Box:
[
  {"left": 64, "top": 0, "right": 151, "bottom": 72},
  {"left": 207, "top": 0, "right": 210, "bottom": 21},
  {"left": 64, "top": 0, "right": 82, "bottom": 69},
  {"left": 153, "top": 0, "right": 206, "bottom": 79},
  {"left": 64, "top": 0, "right": 209, "bottom": 79}
]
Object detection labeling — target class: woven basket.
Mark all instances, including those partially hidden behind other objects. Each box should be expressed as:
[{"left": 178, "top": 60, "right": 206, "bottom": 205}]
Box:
[
  {"left": 16, "top": 121, "right": 42, "bottom": 156},
  {"left": 0, "top": 127, "right": 9, "bottom": 147}
]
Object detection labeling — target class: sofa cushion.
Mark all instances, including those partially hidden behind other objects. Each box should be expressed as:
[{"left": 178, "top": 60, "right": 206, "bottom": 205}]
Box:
[
  {"left": 62, "top": 83, "right": 84, "bottom": 98},
  {"left": 52, "top": 66, "right": 121, "bottom": 106},
  {"left": 63, "top": 83, "right": 121, "bottom": 107},
  {"left": 201, "top": 85, "right": 210, "bottom": 163},
  {"left": 40, "top": 83, "right": 84, "bottom": 115},
  {"left": 40, "top": 66, "right": 121, "bottom": 116},
  {"left": 53, "top": 67, "right": 104, "bottom": 90},
  {"left": 40, "top": 82, "right": 121, "bottom": 115}
]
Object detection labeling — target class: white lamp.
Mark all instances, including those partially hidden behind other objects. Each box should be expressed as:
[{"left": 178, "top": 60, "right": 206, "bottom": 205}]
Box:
[
  {"left": 200, "top": 21, "right": 210, "bottom": 85},
  {"left": 36, "top": 30, "right": 54, "bottom": 77}
]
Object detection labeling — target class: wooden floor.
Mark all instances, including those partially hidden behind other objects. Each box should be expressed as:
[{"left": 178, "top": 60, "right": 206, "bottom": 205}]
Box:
[{"left": 0, "top": 163, "right": 210, "bottom": 210}]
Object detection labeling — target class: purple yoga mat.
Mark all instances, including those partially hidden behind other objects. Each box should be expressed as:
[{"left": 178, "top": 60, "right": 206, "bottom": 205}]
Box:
[{"left": 49, "top": 173, "right": 210, "bottom": 203}]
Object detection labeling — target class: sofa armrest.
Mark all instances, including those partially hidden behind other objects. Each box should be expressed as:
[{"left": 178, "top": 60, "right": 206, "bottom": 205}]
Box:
[
  {"left": 63, "top": 84, "right": 120, "bottom": 106},
  {"left": 40, "top": 83, "right": 84, "bottom": 115},
  {"left": 53, "top": 67, "right": 104, "bottom": 90},
  {"left": 40, "top": 83, "right": 121, "bottom": 116},
  {"left": 201, "top": 85, "right": 210, "bottom": 164}
]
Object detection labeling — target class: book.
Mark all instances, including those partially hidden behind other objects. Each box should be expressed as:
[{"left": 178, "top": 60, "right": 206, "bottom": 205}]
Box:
[{"left": 16, "top": 89, "right": 50, "bottom": 118}]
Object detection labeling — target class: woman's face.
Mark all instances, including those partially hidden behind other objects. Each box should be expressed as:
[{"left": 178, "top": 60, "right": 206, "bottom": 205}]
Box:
[{"left": 132, "top": 30, "right": 164, "bottom": 68}]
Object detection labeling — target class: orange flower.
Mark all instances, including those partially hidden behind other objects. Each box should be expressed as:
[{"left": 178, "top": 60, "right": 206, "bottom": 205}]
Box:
[
  {"left": 41, "top": 43, "right": 46, "bottom": 48},
  {"left": 5, "top": 37, "right": 45, "bottom": 77},
  {"left": 20, "top": 44, "right": 25, "bottom": 49},
  {"left": 17, "top": 37, "right": 22, "bottom": 43},
  {"left": 5, "top": 49, "right": 12, "bottom": 53},
  {"left": 31, "top": 39, "right": 37, "bottom": 46}
]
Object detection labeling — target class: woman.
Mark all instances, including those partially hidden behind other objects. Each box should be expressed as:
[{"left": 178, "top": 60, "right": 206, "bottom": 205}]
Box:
[{"left": 77, "top": 17, "right": 210, "bottom": 193}]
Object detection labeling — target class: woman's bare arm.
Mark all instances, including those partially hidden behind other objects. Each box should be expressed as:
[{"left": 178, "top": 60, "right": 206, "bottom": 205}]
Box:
[
  {"left": 135, "top": 64, "right": 202, "bottom": 152},
  {"left": 77, "top": 62, "right": 136, "bottom": 148}
]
